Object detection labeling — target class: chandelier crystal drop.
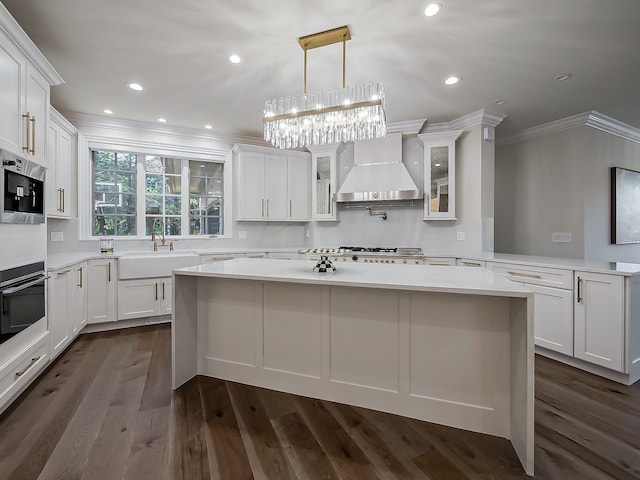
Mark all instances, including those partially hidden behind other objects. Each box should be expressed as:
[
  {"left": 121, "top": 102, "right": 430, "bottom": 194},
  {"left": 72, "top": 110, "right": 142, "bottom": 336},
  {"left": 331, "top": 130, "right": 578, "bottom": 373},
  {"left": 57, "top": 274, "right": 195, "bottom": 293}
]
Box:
[{"left": 262, "top": 26, "right": 386, "bottom": 149}]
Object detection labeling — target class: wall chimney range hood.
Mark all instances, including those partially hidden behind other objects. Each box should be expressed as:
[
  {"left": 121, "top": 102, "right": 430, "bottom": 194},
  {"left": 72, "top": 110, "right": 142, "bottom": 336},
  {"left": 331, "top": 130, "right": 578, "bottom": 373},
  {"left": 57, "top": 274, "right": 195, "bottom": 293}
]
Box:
[{"left": 334, "top": 132, "right": 422, "bottom": 202}]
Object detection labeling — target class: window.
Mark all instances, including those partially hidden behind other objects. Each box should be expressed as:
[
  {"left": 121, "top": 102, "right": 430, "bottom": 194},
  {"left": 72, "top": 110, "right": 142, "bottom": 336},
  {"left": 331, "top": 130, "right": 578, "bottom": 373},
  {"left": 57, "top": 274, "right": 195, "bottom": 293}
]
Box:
[
  {"left": 92, "top": 151, "right": 136, "bottom": 236},
  {"left": 189, "top": 161, "right": 223, "bottom": 235},
  {"left": 144, "top": 156, "right": 182, "bottom": 236},
  {"left": 91, "top": 149, "right": 225, "bottom": 237}
]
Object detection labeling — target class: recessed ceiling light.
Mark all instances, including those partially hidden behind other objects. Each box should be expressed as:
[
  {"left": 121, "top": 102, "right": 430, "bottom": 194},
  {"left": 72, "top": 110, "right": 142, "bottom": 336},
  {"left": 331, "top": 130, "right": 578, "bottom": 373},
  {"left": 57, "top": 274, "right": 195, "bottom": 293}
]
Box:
[
  {"left": 103, "top": 109, "right": 114, "bottom": 114},
  {"left": 229, "top": 54, "right": 241, "bottom": 64},
  {"left": 205, "top": 125, "right": 213, "bottom": 129},
  {"left": 443, "top": 75, "right": 462, "bottom": 86},
  {"left": 158, "top": 118, "right": 167, "bottom": 123},
  {"left": 128, "top": 82, "right": 143, "bottom": 91},
  {"left": 553, "top": 73, "right": 572, "bottom": 81},
  {"left": 424, "top": 3, "right": 442, "bottom": 17}
]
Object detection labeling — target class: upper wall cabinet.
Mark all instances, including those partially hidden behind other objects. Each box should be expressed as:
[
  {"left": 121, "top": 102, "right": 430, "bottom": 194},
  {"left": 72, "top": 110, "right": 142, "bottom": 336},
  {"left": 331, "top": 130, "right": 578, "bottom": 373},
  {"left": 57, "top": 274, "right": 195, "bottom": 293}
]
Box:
[
  {"left": 233, "top": 144, "right": 310, "bottom": 222},
  {"left": 307, "top": 143, "right": 344, "bottom": 221},
  {"left": 46, "top": 108, "right": 77, "bottom": 218},
  {"left": 418, "top": 130, "right": 463, "bottom": 220},
  {"left": 0, "top": 5, "right": 63, "bottom": 166}
]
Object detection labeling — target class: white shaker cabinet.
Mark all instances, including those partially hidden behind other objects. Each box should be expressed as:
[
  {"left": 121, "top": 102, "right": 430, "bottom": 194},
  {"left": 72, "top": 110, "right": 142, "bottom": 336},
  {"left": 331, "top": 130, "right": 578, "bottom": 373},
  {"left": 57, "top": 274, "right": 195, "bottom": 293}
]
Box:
[
  {"left": 0, "top": 32, "right": 25, "bottom": 156},
  {"left": 118, "top": 277, "right": 172, "bottom": 320},
  {"left": 574, "top": 271, "right": 624, "bottom": 371},
  {"left": 489, "top": 263, "right": 574, "bottom": 357},
  {"left": 48, "top": 261, "right": 87, "bottom": 359},
  {"left": 87, "top": 258, "right": 117, "bottom": 324},
  {"left": 233, "top": 144, "right": 310, "bottom": 221},
  {"left": 48, "top": 267, "right": 72, "bottom": 358},
  {"left": 0, "top": 6, "right": 62, "bottom": 164},
  {"left": 287, "top": 155, "right": 310, "bottom": 220},
  {"left": 46, "top": 108, "right": 76, "bottom": 218},
  {"left": 24, "top": 64, "right": 50, "bottom": 166}
]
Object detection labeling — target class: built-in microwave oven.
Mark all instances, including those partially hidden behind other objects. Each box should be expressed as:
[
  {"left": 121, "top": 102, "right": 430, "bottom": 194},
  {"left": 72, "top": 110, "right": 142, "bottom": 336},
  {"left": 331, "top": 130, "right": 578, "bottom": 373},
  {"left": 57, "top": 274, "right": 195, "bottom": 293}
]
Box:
[{"left": 0, "top": 150, "right": 46, "bottom": 224}]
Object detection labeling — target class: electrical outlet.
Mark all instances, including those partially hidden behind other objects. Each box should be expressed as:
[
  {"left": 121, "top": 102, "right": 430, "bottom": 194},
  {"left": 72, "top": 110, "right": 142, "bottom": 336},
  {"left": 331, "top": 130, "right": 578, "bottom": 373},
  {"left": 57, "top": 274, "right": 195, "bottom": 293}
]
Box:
[
  {"left": 552, "top": 232, "right": 572, "bottom": 243},
  {"left": 305, "top": 230, "right": 310, "bottom": 238},
  {"left": 50, "top": 231, "right": 64, "bottom": 242},
  {"left": 456, "top": 231, "right": 465, "bottom": 241},
  {"left": 239, "top": 230, "right": 247, "bottom": 239}
]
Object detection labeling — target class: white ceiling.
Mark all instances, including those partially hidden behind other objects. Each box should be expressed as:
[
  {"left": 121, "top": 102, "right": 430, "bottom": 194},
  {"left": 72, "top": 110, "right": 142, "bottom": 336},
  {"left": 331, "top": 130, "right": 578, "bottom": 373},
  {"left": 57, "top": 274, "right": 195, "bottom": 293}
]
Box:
[{"left": 3, "top": 0, "right": 640, "bottom": 139}]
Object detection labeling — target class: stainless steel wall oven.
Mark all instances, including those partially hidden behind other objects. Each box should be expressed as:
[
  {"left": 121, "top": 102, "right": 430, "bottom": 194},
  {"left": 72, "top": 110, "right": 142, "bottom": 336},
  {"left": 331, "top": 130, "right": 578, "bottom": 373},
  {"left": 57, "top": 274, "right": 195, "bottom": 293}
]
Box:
[
  {"left": 0, "top": 150, "right": 46, "bottom": 224},
  {"left": 0, "top": 261, "right": 47, "bottom": 344}
]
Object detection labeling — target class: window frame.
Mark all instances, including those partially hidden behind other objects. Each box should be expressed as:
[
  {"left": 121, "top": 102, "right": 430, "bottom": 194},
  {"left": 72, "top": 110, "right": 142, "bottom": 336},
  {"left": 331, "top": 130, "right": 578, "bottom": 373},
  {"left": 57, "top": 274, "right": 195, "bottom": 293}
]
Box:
[{"left": 79, "top": 136, "right": 232, "bottom": 241}]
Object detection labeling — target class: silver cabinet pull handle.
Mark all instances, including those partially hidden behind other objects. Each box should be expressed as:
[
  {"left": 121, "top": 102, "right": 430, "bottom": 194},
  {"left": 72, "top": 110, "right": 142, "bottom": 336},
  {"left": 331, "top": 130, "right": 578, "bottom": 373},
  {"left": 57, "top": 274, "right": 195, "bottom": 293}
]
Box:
[
  {"left": 108, "top": 262, "right": 111, "bottom": 282},
  {"left": 577, "top": 276, "right": 582, "bottom": 303},
  {"left": 22, "top": 112, "right": 30, "bottom": 153},
  {"left": 30, "top": 116, "right": 36, "bottom": 154},
  {"left": 15, "top": 356, "right": 41, "bottom": 379},
  {"left": 506, "top": 270, "right": 542, "bottom": 279}
]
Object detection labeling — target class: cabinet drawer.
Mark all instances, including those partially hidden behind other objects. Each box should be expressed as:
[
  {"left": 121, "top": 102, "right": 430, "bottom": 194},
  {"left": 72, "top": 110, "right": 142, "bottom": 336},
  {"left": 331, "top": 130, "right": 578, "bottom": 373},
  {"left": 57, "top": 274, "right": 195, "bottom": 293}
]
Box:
[
  {"left": 424, "top": 257, "right": 457, "bottom": 266},
  {"left": 200, "top": 255, "right": 238, "bottom": 264},
  {"left": 0, "top": 333, "right": 49, "bottom": 409},
  {"left": 456, "top": 258, "right": 486, "bottom": 268},
  {"left": 490, "top": 263, "right": 573, "bottom": 289}
]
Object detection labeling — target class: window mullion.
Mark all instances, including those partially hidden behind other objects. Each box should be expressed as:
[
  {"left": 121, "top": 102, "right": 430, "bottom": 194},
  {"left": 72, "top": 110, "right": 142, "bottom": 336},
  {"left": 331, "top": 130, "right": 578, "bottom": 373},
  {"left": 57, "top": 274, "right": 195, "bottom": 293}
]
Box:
[
  {"left": 136, "top": 155, "right": 146, "bottom": 237},
  {"left": 181, "top": 159, "right": 190, "bottom": 236}
]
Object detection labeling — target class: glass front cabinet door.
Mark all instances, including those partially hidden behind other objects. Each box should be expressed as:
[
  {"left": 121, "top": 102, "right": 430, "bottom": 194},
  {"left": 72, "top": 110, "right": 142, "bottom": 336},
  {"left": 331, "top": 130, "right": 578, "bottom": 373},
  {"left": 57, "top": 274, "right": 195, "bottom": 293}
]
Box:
[
  {"left": 308, "top": 143, "right": 344, "bottom": 221},
  {"left": 418, "top": 130, "right": 463, "bottom": 220}
]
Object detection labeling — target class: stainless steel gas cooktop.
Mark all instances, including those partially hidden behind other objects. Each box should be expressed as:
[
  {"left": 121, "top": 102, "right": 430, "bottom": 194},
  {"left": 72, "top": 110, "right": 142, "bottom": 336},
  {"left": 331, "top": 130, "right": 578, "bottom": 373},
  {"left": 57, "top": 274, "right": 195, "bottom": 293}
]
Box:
[{"left": 298, "top": 247, "right": 424, "bottom": 264}]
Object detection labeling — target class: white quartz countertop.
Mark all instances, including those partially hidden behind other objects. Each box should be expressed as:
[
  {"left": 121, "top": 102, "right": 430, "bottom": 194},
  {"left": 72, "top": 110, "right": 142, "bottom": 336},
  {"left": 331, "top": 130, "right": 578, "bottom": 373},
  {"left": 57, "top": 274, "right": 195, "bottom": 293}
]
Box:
[
  {"left": 478, "top": 253, "right": 640, "bottom": 276},
  {"left": 46, "top": 248, "right": 640, "bottom": 276},
  {"left": 174, "top": 258, "right": 533, "bottom": 298}
]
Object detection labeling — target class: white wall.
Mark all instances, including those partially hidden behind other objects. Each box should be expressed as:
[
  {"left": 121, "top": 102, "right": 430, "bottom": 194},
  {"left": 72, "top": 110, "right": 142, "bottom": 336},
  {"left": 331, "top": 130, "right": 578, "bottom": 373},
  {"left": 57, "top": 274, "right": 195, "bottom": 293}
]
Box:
[
  {"left": 495, "top": 117, "right": 640, "bottom": 262},
  {"left": 0, "top": 223, "right": 46, "bottom": 269}
]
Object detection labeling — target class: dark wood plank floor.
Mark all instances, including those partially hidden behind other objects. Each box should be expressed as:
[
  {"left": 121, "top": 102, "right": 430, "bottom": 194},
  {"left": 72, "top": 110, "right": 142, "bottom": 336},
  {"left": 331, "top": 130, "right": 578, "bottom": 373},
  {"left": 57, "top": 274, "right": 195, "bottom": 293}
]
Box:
[{"left": 1, "top": 324, "right": 639, "bottom": 479}]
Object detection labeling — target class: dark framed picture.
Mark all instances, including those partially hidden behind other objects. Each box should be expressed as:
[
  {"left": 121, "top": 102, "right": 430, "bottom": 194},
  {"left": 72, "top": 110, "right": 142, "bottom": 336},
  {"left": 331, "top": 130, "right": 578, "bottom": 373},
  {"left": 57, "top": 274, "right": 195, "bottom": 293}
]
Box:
[{"left": 611, "top": 167, "right": 640, "bottom": 244}]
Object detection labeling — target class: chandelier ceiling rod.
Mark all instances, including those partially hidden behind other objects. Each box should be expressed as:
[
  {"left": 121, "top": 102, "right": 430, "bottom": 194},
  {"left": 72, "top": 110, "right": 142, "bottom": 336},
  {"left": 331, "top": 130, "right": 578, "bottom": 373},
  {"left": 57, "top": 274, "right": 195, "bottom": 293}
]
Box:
[{"left": 299, "top": 25, "right": 351, "bottom": 95}]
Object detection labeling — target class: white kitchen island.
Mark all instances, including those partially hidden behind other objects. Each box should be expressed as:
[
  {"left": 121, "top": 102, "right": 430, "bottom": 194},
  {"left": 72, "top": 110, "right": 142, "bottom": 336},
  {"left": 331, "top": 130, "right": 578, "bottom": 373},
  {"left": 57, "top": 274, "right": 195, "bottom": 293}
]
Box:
[{"left": 172, "top": 258, "right": 535, "bottom": 475}]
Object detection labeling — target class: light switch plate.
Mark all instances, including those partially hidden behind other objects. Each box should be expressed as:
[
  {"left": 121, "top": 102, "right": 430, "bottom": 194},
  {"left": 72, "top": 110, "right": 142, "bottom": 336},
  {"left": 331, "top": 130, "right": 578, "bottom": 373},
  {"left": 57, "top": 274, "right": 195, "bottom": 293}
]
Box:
[
  {"left": 239, "top": 230, "right": 247, "bottom": 239},
  {"left": 456, "top": 231, "right": 465, "bottom": 241},
  {"left": 50, "top": 231, "right": 64, "bottom": 242}
]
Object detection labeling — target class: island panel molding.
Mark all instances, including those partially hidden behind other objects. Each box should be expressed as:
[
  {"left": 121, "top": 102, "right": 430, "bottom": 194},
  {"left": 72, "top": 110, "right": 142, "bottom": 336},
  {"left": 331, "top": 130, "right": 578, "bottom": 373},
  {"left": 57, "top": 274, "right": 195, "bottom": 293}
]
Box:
[{"left": 172, "top": 258, "right": 534, "bottom": 475}]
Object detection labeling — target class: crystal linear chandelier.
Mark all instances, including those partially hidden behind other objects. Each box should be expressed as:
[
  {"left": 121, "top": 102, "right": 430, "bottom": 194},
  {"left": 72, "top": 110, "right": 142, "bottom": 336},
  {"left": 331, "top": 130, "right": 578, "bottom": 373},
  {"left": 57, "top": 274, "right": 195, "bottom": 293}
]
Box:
[{"left": 263, "top": 25, "right": 386, "bottom": 149}]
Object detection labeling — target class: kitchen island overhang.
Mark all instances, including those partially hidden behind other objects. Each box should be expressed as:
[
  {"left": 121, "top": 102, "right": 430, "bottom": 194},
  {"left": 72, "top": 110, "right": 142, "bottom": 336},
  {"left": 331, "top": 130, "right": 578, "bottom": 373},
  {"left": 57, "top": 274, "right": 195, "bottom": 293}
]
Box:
[{"left": 172, "top": 258, "right": 535, "bottom": 475}]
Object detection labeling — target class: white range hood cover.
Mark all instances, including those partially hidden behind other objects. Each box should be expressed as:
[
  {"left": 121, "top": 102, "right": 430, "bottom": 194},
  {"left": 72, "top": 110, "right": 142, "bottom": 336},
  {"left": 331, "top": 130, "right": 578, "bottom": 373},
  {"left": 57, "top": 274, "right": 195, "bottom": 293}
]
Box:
[{"left": 335, "top": 133, "right": 422, "bottom": 202}]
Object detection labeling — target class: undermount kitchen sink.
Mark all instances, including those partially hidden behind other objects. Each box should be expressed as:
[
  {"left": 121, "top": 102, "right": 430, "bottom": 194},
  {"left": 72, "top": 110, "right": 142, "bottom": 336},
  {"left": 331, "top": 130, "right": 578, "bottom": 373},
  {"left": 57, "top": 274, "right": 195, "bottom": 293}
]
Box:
[{"left": 118, "top": 250, "right": 200, "bottom": 279}]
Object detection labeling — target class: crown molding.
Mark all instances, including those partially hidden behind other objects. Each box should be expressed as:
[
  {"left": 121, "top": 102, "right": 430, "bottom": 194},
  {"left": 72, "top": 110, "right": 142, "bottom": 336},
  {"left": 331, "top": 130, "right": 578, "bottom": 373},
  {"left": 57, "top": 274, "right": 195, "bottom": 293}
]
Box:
[
  {"left": 387, "top": 118, "right": 428, "bottom": 135},
  {"left": 62, "top": 111, "right": 266, "bottom": 147},
  {"left": 499, "top": 111, "right": 640, "bottom": 146},
  {"left": 418, "top": 129, "right": 464, "bottom": 144},
  {"left": 0, "top": 4, "right": 63, "bottom": 85},
  {"left": 422, "top": 109, "right": 507, "bottom": 133}
]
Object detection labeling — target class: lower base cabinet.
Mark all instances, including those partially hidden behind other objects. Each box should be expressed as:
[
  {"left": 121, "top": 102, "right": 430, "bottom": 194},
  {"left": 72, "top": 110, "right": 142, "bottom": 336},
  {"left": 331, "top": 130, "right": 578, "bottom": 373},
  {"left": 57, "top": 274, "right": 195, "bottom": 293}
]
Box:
[
  {"left": 87, "top": 258, "right": 116, "bottom": 324},
  {"left": 574, "top": 271, "right": 624, "bottom": 371},
  {"left": 118, "top": 277, "right": 172, "bottom": 320},
  {"left": 525, "top": 283, "right": 574, "bottom": 356},
  {"left": 48, "top": 262, "right": 87, "bottom": 359},
  {"left": 0, "top": 331, "right": 49, "bottom": 416}
]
